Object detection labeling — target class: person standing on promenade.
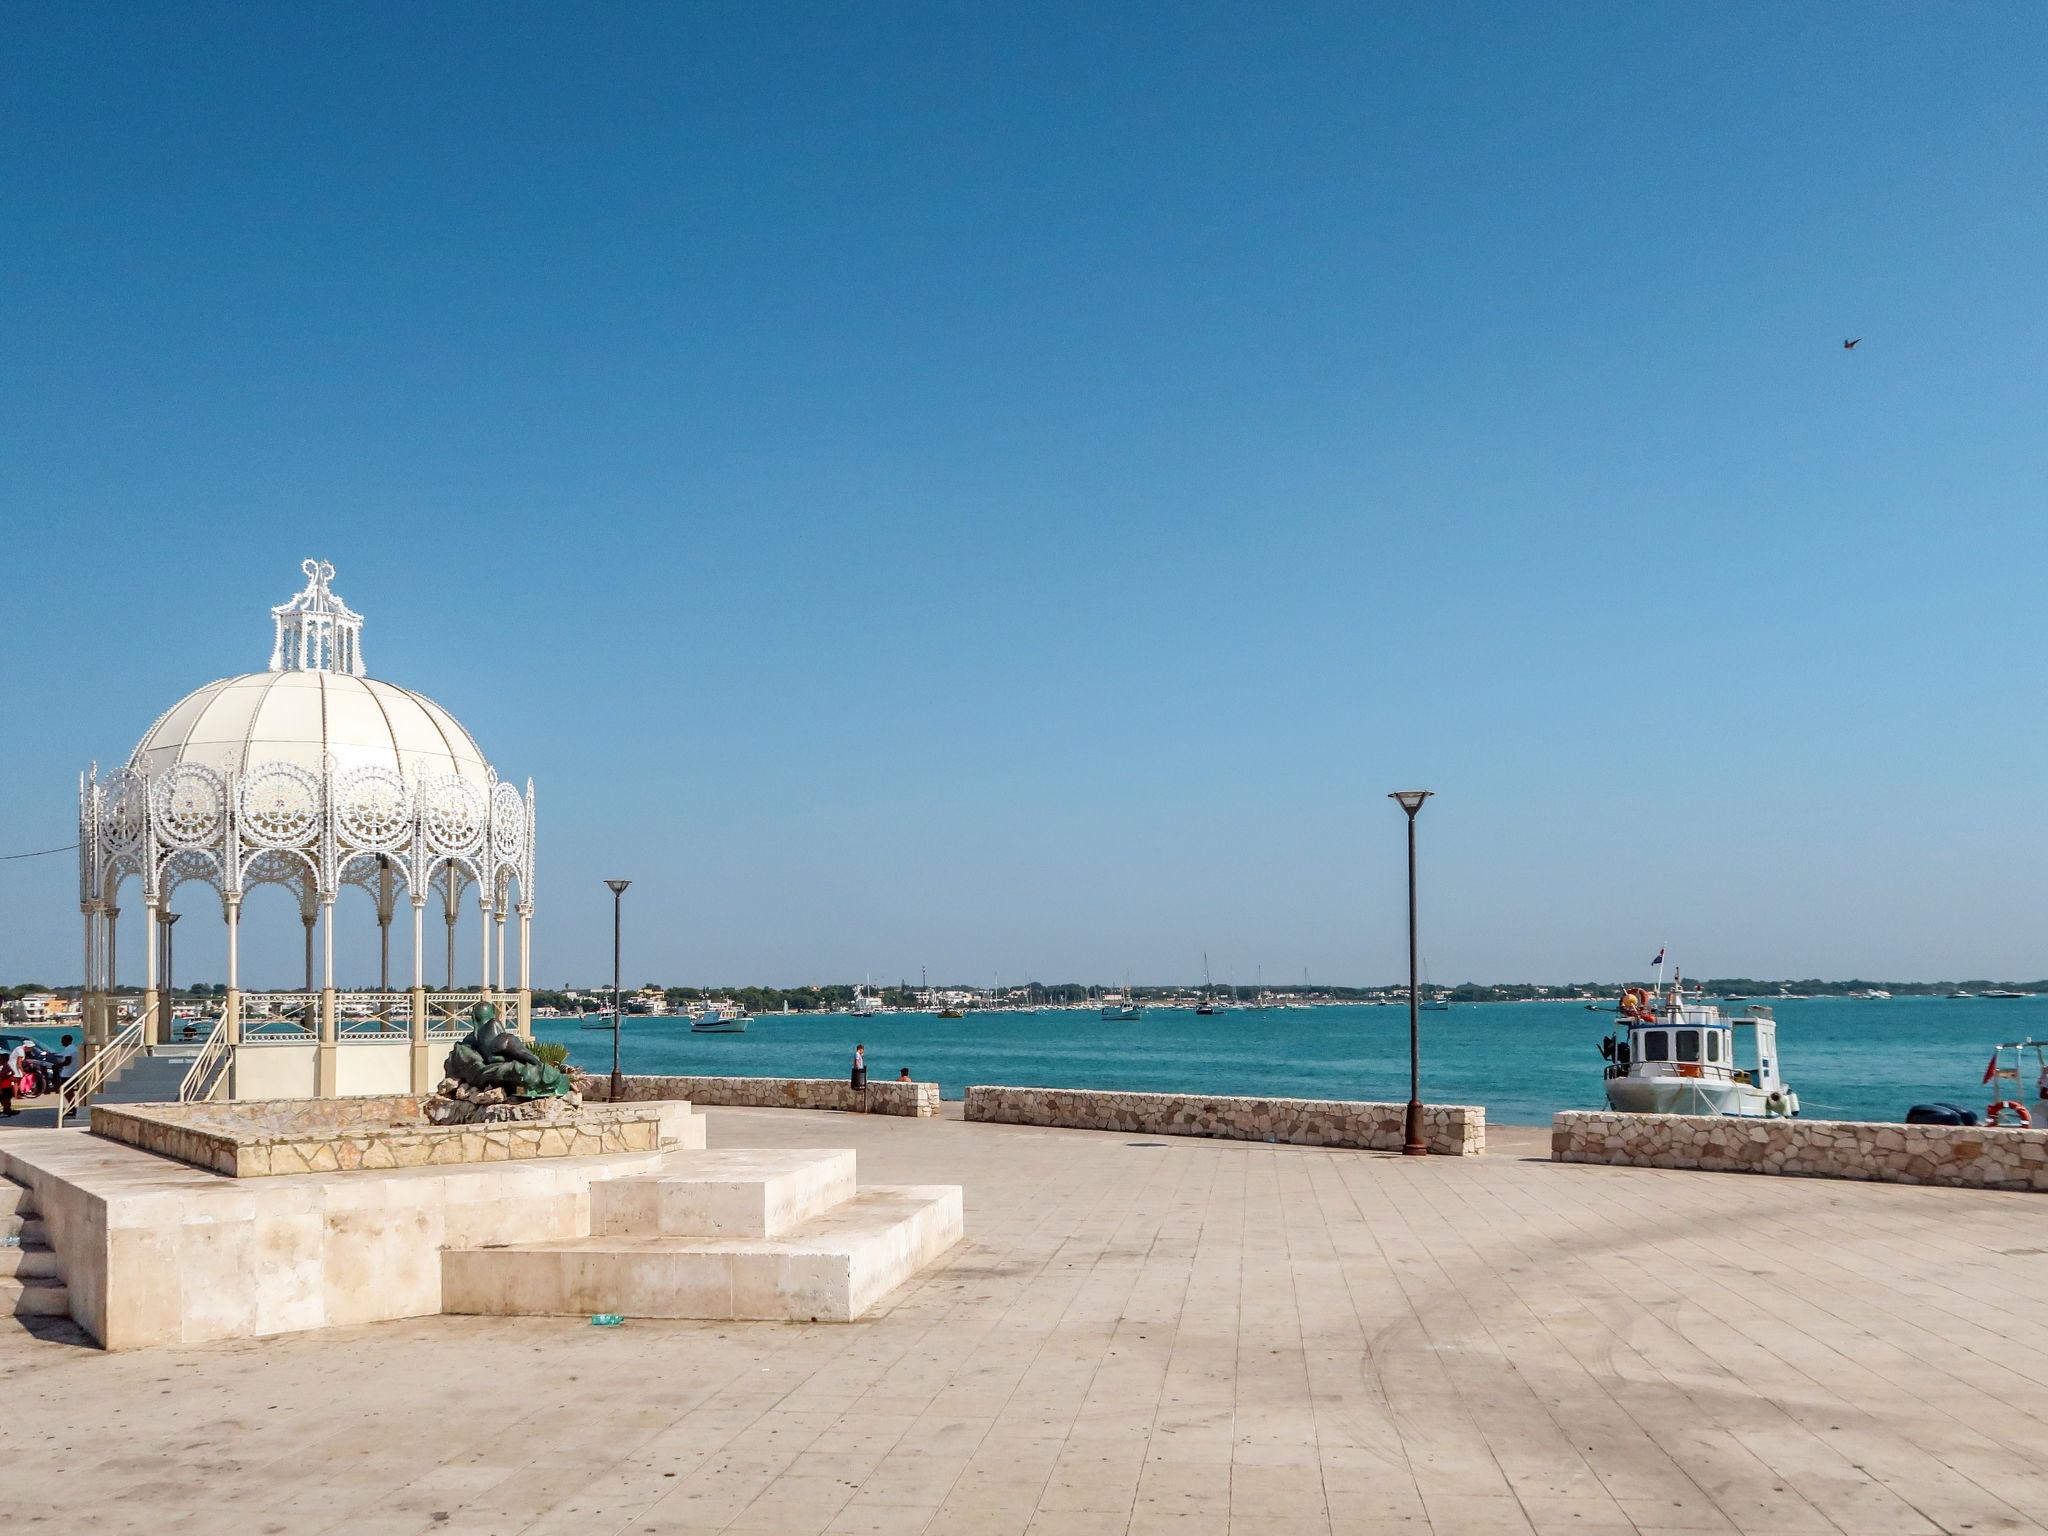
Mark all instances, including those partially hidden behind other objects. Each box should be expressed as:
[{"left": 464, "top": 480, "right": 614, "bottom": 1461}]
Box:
[{"left": 851, "top": 1042, "right": 867, "bottom": 1112}]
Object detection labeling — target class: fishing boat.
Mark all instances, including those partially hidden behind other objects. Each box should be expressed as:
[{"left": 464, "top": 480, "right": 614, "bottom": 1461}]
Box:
[
  {"left": 1100, "top": 977, "right": 1143, "bottom": 1021},
  {"left": 580, "top": 1009, "right": 619, "bottom": 1031},
  {"left": 690, "top": 1001, "right": 749, "bottom": 1034},
  {"left": 1598, "top": 977, "right": 1797, "bottom": 1117}
]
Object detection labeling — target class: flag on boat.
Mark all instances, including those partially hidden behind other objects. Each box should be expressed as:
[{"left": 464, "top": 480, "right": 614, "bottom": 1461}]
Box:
[
  {"left": 1984, "top": 1051, "right": 2001, "bottom": 1085},
  {"left": 1650, "top": 947, "right": 1665, "bottom": 967}
]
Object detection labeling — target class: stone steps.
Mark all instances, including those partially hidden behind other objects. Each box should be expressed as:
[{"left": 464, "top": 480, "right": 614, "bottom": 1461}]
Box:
[
  {"left": 591, "top": 1148, "right": 856, "bottom": 1239},
  {"left": 444, "top": 1148, "right": 961, "bottom": 1323},
  {"left": 0, "top": 1178, "right": 67, "bottom": 1321},
  {"left": 0, "top": 1276, "right": 70, "bottom": 1317}
]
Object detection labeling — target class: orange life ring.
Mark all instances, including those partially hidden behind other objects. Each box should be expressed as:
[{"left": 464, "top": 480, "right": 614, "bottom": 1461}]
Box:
[{"left": 1987, "top": 1100, "right": 2032, "bottom": 1127}]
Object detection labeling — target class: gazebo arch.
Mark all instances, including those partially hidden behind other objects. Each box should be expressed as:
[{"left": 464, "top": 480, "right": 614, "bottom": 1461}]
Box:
[{"left": 77, "top": 559, "right": 537, "bottom": 1099}]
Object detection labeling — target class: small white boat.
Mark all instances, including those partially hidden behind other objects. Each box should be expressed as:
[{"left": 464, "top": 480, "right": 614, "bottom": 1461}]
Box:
[
  {"left": 1600, "top": 980, "right": 1797, "bottom": 1117},
  {"left": 690, "top": 1002, "right": 749, "bottom": 1034},
  {"left": 850, "top": 978, "right": 883, "bottom": 1017},
  {"left": 580, "top": 1010, "right": 620, "bottom": 1031}
]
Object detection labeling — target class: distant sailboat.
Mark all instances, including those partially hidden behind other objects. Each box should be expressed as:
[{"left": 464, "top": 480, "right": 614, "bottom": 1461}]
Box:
[
  {"left": 1195, "top": 952, "right": 1216, "bottom": 1015},
  {"left": 1420, "top": 959, "right": 1450, "bottom": 1011}
]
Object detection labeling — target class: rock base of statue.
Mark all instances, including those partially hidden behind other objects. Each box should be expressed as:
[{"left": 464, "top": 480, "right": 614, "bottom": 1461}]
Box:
[{"left": 424, "top": 1082, "right": 588, "bottom": 1126}]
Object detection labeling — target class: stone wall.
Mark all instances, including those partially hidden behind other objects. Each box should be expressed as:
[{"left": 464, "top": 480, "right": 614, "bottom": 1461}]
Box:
[
  {"left": 577, "top": 1072, "right": 941, "bottom": 1118},
  {"left": 1553, "top": 1110, "right": 2048, "bottom": 1191},
  {"left": 962, "top": 1086, "right": 1485, "bottom": 1156},
  {"left": 91, "top": 1097, "right": 664, "bottom": 1178}
]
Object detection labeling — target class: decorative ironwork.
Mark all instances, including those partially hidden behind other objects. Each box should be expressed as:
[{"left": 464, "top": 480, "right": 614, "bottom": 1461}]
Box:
[
  {"left": 239, "top": 762, "right": 322, "bottom": 848},
  {"left": 335, "top": 763, "right": 411, "bottom": 850},
  {"left": 152, "top": 762, "right": 227, "bottom": 848},
  {"left": 101, "top": 768, "right": 147, "bottom": 851},
  {"left": 420, "top": 773, "right": 486, "bottom": 856}
]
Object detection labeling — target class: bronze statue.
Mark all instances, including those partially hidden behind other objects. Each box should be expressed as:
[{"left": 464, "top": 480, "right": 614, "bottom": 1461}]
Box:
[{"left": 442, "top": 1002, "right": 571, "bottom": 1099}]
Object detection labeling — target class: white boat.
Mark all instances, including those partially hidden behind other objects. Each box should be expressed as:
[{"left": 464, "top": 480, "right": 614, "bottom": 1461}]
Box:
[
  {"left": 850, "top": 978, "right": 883, "bottom": 1017},
  {"left": 691, "top": 1001, "right": 749, "bottom": 1034},
  {"left": 1600, "top": 981, "right": 1797, "bottom": 1117},
  {"left": 580, "top": 1010, "right": 620, "bottom": 1031}
]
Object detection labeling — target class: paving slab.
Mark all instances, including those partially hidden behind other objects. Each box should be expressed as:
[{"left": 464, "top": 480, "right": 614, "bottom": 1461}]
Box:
[{"left": 8, "top": 1104, "right": 2048, "bottom": 1533}]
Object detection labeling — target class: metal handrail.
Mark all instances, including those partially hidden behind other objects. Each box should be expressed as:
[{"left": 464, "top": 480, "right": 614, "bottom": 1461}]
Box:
[
  {"left": 55, "top": 1009, "right": 149, "bottom": 1128},
  {"left": 178, "top": 1014, "right": 234, "bottom": 1104}
]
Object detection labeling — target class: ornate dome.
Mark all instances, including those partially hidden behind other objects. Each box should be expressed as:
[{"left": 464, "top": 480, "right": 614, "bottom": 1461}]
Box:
[{"left": 128, "top": 671, "right": 493, "bottom": 787}]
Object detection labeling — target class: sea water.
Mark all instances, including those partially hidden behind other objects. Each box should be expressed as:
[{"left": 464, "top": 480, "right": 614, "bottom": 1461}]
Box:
[{"left": 536, "top": 994, "right": 2048, "bottom": 1126}]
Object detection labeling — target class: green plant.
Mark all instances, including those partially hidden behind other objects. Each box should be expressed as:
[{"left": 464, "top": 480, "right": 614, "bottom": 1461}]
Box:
[{"left": 529, "top": 1039, "right": 570, "bottom": 1070}]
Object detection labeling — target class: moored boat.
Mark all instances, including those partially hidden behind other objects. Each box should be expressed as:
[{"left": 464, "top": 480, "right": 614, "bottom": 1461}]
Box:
[
  {"left": 690, "top": 1001, "right": 749, "bottom": 1034},
  {"left": 1599, "top": 978, "right": 1798, "bottom": 1117}
]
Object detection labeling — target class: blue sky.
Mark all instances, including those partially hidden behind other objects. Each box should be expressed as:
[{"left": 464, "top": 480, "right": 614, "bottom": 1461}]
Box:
[{"left": 3, "top": 3, "right": 2044, "bottom": 989}]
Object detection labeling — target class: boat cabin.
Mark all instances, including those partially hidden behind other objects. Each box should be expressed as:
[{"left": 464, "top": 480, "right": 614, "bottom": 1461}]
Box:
[{"left": 1607, "top": 1003, "right": 1784, "bottom": 1095}]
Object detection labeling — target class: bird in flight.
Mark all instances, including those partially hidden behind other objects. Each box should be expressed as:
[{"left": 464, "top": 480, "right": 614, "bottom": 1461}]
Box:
[{"left": 1843, "top": 338, "right": 1862, "bottom": 349}]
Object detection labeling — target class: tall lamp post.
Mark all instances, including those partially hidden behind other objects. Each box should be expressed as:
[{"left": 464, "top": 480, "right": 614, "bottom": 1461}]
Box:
[
  {"left": 605, "top": 879, "right": 630, "bottom": 1101},
  {"left": 1388, "top": 791, "right": 1433, "bottom": 1156}
]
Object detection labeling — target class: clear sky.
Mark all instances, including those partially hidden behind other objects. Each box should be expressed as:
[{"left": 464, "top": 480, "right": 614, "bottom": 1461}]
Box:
[{"left": 3, "top": 3, "right": 2044, "bottom": 991}]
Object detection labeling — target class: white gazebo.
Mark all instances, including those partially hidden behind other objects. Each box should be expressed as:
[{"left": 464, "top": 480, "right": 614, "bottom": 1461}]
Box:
[{"left": 75, "top": 559, "right": 536, "bottom": 1101}]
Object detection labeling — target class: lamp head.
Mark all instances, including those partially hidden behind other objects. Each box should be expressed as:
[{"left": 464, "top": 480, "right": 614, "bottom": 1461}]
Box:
[
  {"left": 1388, "top": 790, "right": 1433, "bottom": 816},
  {"left": 604, "top": 879, "right": 631, "bottom": 896}
]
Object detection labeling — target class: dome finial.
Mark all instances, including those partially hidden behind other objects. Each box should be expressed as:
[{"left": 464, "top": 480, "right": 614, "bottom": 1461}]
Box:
[{"left": 270, "top": 558, "right": 366, "bottom": 675}]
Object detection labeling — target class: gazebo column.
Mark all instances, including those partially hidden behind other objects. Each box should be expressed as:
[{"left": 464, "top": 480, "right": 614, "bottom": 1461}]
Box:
[
  {"left": 409, "top": 896, "right": 431, "bottom": 1093},
  {"left": 223, "top": 896, "right": 241, "bottom": 1048},
  {"left": 479, "top": 897, "right": 494, "bottom": 1006},
  {"left": 301, "top": 912, "right": 316, "bottom": 992},
  {"left": 80, "top": 905, "right": 99, "bottom": 1059},
  {"left": 316, "top": 896, "right": 337, "bottom": 1097},
  {"left": 493, "top": 906, "right": 507, "bottom": 996},
  {"left": 517, "top": 902, "right": 533, "bottom": 1040},
  {"left": 445, "top": 903, "right": 458, "bottom": 991},
  {"left": 103, "top": 904, "right": 119, "bottom": 1057},
  {"left": 142, "top": 896, "right": 161, "bottom": 1049},
  {"left": 376, "top": 858, "right": 394, "bottom": 993}
]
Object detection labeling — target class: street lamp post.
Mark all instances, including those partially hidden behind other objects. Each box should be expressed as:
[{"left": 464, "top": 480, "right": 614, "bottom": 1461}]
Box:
[
  {"left": 605, "top": 880, "right": 630, "bottom": 1101},
  {"left": 1388, "top": 791, "right": 1433, "bottom": 1156}
]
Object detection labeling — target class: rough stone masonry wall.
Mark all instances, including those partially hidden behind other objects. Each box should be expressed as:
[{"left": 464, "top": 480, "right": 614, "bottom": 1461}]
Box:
[
  {"left": 1553, "top": 1110, "right": 2048, "bottom": 1191},
  {"left": 577, "top": 1072, "right": 941, "bottom": 1118},
  {"left": 963, "top": 1086, "right": 1485, "bottom": 1155}
]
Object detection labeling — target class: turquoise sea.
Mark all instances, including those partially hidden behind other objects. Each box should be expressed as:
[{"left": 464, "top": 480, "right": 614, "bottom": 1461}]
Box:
[{"left": 534, "top": 995, "right": 2048, "bottom": 1127}]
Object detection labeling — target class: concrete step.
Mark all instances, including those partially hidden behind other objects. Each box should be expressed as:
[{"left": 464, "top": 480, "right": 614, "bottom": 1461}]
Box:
[
  {"left": 445, "top": 1184, "right": 963, "bottom": 1323},
  {"left": 592, "top": 1149, "right": 856, "bottom": 1239},
  {"left": 0, "top": 1216, "right": 47, "bottom": 1246},
  {"left": 0, "top": 1276, "right": 69, "bottom": 1318},
  {"left": 0, "top": 1182, "right": 31, "bottom": 1218},
  {"left": 0, "top": 1245, "right": 61, "bottom": 1280}
]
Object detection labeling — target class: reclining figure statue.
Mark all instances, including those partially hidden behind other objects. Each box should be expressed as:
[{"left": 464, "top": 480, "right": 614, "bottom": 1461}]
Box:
[{"left": 441, "top": 1002, "right": 572, "bottom": 1100}]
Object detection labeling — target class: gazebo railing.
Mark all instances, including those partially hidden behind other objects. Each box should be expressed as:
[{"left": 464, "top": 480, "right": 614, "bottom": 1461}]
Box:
[
  {"left": 55, "top": 1008, "right": 150, "bottom": 1128},
  {"left": 338, "top": 992, "right": 411, "bottom": 1035},
  {"left": 425, "top": 991, "right": 490, "bottom": 1040},
  {"left": 179, "top": 1016, "right": 234, "bottom": 1104},
  {"left": 240, "top": 992, "right": 317, "bottom": 1039}
]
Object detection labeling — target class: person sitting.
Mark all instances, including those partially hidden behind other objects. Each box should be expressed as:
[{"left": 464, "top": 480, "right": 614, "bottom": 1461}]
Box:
[{"left": 897, "top": 1067, "right": 912, "bottom": 1082}]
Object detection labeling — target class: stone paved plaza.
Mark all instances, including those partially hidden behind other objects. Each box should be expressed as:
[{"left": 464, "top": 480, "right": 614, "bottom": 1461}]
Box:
[{"left": 9, "top": 1106, "right": 2048, "bottom": 1535}]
